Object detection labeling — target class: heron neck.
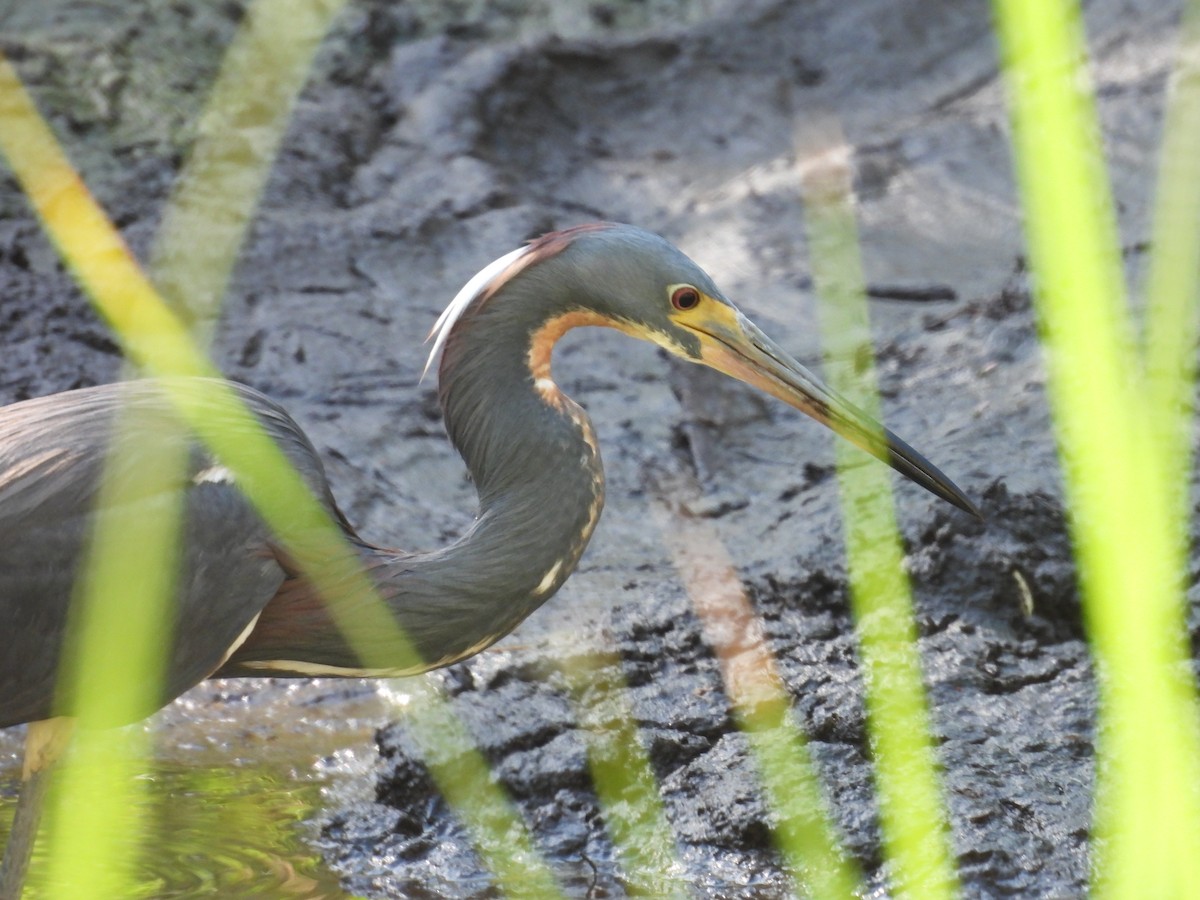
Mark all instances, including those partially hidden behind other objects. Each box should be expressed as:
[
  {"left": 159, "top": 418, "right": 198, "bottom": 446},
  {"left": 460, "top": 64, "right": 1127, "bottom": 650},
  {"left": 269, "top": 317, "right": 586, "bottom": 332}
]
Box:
[
  {"left": 217, "top": 279, "right": 608, "bottom": 679},
  {"left": 386, "top": 292, "right": 606, "bottom": 667}
]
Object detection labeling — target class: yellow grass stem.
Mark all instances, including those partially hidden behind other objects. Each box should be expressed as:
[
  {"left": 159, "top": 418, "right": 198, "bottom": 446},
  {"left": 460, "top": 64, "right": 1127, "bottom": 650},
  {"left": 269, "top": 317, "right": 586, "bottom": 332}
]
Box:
[{"left": 0, "top": 17, "right": 564, "bottom": 893}]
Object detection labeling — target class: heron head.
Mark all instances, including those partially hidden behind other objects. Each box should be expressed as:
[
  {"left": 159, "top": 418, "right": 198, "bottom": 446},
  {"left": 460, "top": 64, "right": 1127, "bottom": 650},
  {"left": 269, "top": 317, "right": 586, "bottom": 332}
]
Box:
[
  {"left": 542, "top": 224, "right": 730, "bottom": 360},
  {"left": 428, "top": 222, "right": 977, "bottom": 516},
  {"left": 553, "top": 224, "right": 979, "bottom": 517}
]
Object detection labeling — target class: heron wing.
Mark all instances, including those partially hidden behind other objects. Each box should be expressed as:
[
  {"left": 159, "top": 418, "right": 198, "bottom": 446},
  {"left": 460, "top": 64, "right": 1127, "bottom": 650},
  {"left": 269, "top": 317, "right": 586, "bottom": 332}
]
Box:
[{"left": 0, "top": 379, "right": 337, "bottom": 727}]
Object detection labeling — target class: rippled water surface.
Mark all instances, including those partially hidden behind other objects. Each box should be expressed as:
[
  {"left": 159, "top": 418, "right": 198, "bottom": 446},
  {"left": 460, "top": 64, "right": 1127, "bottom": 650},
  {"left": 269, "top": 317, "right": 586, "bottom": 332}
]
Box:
[{"left": 0, "top": 679, "right": 402, "bottom": 899}]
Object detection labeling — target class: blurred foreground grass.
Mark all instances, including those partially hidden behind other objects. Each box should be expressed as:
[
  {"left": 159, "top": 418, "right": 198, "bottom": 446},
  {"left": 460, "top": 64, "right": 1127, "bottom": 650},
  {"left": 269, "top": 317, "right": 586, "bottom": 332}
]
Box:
[
  {"left": 994, "top": 0, "right": 1200, "bottom": 895},
  {"left": 0, "top": 0, "right": 1198, "bottom": 896}
]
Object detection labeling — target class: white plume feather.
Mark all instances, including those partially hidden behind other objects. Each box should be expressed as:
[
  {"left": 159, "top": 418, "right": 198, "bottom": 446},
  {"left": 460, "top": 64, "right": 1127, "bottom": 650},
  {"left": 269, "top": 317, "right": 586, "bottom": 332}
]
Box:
[{"left": 422, "top": 244, "right": 531, "bottom": 381}]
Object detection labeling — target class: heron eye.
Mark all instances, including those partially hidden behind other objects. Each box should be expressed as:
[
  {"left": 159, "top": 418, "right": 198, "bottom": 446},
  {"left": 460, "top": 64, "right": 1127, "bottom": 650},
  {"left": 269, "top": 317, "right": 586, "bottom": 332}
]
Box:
[{"left": 671, "top": 286, "right": 701, "bottom": 311}]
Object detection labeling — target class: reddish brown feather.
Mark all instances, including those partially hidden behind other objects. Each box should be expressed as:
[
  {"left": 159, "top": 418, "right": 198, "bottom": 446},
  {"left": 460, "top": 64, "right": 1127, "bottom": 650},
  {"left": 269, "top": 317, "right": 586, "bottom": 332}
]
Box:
[{"left": 474, "top": 222, "right": 615, "bottom": 310}]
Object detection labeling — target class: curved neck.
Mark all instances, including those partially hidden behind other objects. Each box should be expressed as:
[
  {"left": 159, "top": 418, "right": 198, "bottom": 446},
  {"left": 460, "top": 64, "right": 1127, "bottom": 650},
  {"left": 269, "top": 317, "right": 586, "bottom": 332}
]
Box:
[
  {"left": 389, "top": 278, "right": 607, "bottom": 667},
  {"left": 222, "top": 276, "right": 608, "bottom": 678}
]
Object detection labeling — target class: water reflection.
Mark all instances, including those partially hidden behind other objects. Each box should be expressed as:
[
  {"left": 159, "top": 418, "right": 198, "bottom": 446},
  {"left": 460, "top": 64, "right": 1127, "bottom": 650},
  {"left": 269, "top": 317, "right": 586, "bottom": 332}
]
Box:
[
  {"left": 0, "top": 678, "right": 397, "bottom": 899},
  {"left": 2, "top": 758, "right": 349, "bottom": 899}
]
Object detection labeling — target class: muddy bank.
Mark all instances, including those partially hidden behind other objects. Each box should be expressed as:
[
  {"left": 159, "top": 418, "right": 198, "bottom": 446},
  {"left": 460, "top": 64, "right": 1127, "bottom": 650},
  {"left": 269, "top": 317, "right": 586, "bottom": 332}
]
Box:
[{"left": 0, "top": 0, "right": 1186, "bottom": 896}]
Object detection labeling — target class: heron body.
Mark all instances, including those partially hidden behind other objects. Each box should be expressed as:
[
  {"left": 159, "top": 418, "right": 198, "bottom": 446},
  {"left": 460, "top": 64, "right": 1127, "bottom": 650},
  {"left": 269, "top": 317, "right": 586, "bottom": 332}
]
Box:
[
  {"left": 1, "top": 223, "right": 978, "bottom": 727},
  {"left": 0, "top": 222, "right": 976, "bottom": 894}
]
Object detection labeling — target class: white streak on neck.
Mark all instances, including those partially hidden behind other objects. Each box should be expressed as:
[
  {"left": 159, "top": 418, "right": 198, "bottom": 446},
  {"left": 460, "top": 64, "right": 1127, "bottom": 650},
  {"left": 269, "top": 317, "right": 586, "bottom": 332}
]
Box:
[
  {"left": 423, "top": 244, "right": 532, "bottom": 380},
  {"left": 193, "top": 464, "right": 235, "bottom": 486},
  {"left": 532, "top": 559, "right": 564, "bottom": 598},
  {"left": 214, "top": 611, "right": 262, "bottom": 671},
  {"left": 238, "top": 658, "right": 425, "bottom": 678}
]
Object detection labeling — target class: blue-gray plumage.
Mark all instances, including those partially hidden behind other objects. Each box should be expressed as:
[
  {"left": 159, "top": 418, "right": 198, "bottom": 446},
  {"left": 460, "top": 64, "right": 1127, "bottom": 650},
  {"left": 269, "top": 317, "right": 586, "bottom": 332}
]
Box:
[
  {"left": 0, "top": 223, "right": 977, "bottom": 896},
  {"left": 1, "top": 220, "right": 979, "bottom": 720}
]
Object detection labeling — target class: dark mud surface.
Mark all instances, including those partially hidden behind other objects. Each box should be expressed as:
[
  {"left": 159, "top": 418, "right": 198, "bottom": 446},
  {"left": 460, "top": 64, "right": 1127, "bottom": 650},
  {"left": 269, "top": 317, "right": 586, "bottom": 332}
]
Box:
[{"left": 0, "top": 0, "right": 1188, "bottom": 896}]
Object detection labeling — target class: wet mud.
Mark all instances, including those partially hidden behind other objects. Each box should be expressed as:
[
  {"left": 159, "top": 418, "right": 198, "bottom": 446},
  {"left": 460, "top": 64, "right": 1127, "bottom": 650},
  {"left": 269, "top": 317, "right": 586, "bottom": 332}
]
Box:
[{"left": 0, "top": 0, "right": 1186, "bottom": 896}]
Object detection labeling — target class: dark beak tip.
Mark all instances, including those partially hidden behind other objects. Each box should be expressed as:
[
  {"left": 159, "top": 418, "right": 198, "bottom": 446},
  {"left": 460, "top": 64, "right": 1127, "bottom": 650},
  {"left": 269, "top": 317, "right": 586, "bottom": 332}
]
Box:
[
  {"left": 936, "top": 481, "right": 984, "bottom": 521},
  {"left": 960, "top": 497, "right": 986, "bottom": 522}
]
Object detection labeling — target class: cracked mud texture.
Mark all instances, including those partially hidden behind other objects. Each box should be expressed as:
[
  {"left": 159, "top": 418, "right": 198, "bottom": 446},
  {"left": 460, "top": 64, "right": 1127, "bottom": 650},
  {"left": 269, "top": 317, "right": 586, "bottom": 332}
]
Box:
[{"left": 0, "top": 0, "right": 1188, "bottom": 896}]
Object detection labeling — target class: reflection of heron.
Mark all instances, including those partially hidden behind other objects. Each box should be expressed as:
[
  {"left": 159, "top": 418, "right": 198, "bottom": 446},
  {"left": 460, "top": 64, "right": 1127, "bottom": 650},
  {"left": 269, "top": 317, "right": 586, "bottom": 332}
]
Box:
[{"left": 0, "top": 223, "right": 977, "bottom": 895}]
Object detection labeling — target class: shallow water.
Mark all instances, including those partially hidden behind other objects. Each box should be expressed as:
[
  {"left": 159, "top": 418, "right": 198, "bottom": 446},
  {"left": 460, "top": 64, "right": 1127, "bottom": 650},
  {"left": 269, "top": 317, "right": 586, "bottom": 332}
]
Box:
[
  {"left": 0, "top": 678, "right": 405, "bottom": 899},
  {"left": 0, "top": 764, "right": 347, "bottom": 899}
]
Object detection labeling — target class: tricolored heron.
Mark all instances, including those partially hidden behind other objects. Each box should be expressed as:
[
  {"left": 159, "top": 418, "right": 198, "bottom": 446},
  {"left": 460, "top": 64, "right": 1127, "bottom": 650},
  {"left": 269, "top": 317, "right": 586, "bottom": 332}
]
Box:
[{"left": 0, "top": 223, "right": 976, "bottom": 896}]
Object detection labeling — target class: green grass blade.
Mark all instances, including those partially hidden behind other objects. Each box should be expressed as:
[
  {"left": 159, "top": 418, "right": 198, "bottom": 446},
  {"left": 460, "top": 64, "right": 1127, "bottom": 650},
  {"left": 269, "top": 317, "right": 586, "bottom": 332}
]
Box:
[
  {"left": 991, "top": 0, "right": 1200, "bottom": 894},
  {"left": 799, "top": 137, "right": 960, "bottom": 900},
  {"left": 40, "top": 417, "right": 187, "bottom": 897},
  {"left": 558, "top": 651, "right": 686, "bottom": 898},
  {"left": 150, "top": 0, "right": 350, "bottom": 330},
  {"left": 1144, "top": 0, "right": 1200, "bottom": 544}
]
